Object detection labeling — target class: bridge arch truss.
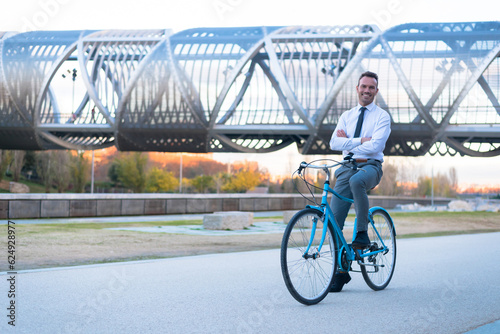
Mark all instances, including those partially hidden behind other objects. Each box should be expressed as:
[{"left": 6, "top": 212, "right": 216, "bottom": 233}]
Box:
[{"left": 1, "top": 21, "right": 500, "bottom": 157}]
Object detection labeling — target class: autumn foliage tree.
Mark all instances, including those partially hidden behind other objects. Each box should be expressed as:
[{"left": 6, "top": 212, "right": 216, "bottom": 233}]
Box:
[
  {"left": 213, "top": 172, "right": 231, "bottom": 193},
  {"left": 70, "top": 152, "right": 89, "bottom": 193},
  {"left": 146, "top": 167, "right": 178, "bottom": 193},
  {"left": 156, "top": 153, "right": 227, "bottom": 178},
  {"left": 191, "top": 175, "right": 215, "bottom": 193},
  {"left": 223, "top": 168, "right": 261, "bottom": 193},
  {"left": 416, "top": 171, "right": 458, "bottom": 198},
  {"left": 114, "top": 152, "right": 148, "bottom": 193},
  {"left": 371, "top": 161, "right": 458, "bottom": 197}
]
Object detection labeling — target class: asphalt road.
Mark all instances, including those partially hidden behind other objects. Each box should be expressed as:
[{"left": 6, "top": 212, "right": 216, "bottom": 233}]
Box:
[{"left": 1, "top": 232, "right": 500, "bottom": 333}]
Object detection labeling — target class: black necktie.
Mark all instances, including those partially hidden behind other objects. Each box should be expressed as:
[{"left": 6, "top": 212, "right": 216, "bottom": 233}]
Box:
[{"left": 354, "top": 107, "right": 366, "bottom": 138}]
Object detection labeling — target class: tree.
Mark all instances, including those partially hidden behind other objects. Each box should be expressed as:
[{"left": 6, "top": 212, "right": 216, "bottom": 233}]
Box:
[
  {"left": 416, "top": 176, "right": 432, "bottom": 197},
  {"left": 11, "top": 151, "right": 26, "bottom": 182},
  {"left": 280, "top": 177, "right": 295, "bottom": 193},
  {"left": 107, "top": 162, "right": 121, "bottom": 187},
  {"left": 223, "top": 168, "right": 261, "bottom": 193},
  {"left": 162, "top": 155, "right": 227, "bottom": 178},
  {"left": 70, "top": 152, "right": 90, "bottom": 193},
  {"left": 374, "top": 162, "right": 400, "bottom": 196},
  {"left": 146, "top": 167, "right": 177, "bottom": 193},
  {"left": 52, "top": 151, "right": 71, "bottom": 193},
  {"left": 213, "top": 172, "right": 231, "bottom": 194},
  {"left": 191, "top": 175, "right": 214, "bottom": 193},
  {"left": 115, "top": 153, "right": 148, "bottom": 193},
  {"left": 434, "top": 171, "right": 457, "bottom": 198},
  {"left": 23, "top": 151, "right": 36, "bottom": 171},
  {"left": 0, "top": 150, "right": 13, "bottom": 182},
  {"left": 416, "top": 170, "right": 458, "bottom": 198},
  {"left": 36, "top": 151, "right": 55, "bottom": 193}
]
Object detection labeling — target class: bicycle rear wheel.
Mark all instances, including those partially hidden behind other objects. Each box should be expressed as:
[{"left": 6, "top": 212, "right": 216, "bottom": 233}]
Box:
[
  {"left": 361, "top": 209, "right": 396, "bottom": 290},
  {"left": 280, "top": 208, "right": 337, "bottom": 305}
]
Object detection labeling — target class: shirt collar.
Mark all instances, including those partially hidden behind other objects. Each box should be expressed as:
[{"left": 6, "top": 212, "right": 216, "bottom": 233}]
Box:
[{"left": 356, "top": 102, "right": 376, "bottom": 112}]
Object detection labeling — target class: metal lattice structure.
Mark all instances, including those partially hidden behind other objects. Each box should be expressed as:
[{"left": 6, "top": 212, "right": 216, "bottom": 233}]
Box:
[{"left": 1, "top": 22, "right": 500, "bottom": 156}]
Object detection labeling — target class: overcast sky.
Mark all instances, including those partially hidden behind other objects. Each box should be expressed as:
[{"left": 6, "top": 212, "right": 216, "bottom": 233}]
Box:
[
  {"left": 1, "top": 0, "right": 500, "bottom": 186},
  {"left": 2, "top": 0, "right": 499, "bottom": 33}
]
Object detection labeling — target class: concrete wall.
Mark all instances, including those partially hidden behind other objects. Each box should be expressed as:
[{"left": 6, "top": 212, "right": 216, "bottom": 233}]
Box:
[{"left": 0, "top": 193, "right": 453, "bottom": 219}]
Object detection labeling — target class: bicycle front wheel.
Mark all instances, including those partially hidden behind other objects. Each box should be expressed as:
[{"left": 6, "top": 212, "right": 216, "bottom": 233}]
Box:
[
  {"left": 280, "top": 208, "right": 337, "bottom": 305},
  {"left": 361, "top": 209, "right": 397, "bottom": 291}
]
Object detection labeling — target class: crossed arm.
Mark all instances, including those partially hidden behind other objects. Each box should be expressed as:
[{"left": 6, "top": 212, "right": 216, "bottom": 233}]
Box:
[
  {"left": 336, "top": 129, "right": 371, "bottom": 144},
  {"left": 330, "top": 112, "right": 391, "bottom": 154}
]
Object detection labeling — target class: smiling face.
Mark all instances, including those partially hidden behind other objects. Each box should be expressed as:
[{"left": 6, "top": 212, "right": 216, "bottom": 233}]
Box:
[{"left": 356, "top": 75, "right": 379, "bottom": 106}]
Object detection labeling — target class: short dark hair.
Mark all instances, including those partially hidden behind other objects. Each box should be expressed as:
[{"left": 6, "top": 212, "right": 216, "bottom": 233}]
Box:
[{"left": 358, "top": 71, "right": 378, "bottom": 87}]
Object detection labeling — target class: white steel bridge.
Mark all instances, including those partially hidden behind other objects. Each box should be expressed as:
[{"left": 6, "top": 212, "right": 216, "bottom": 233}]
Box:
[{"left": 1, "top": 21, "right": 500, "bottom": 157}]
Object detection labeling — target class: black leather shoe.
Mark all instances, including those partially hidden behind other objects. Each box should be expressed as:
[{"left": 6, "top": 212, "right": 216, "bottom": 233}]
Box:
[
  {"left": 352, "top": 231, "right": 371, "bottom": 249},
  {"left": 329, "top": 272, "right": 351, "bottom": 293}
]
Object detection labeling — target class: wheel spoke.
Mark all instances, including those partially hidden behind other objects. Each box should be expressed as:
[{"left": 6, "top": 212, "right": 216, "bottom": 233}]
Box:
[
  {"left": 281, "top": 209, "right": 337, "bottom": 305},
  {"left": 361, "top": 210, "right": 396, "bottom": 291}
]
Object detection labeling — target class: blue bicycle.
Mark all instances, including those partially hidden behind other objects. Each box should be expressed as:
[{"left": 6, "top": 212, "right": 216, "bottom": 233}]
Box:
[{"left": 280, "top": 159, "right": 397, "bottom": 305}]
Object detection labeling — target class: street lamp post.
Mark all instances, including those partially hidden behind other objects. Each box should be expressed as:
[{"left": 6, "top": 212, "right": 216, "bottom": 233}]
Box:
[
  {"left": 179, "top": 153, "right": 183, "bottom": 193},
  {"left": 431, "top": 166, "right": 434, "bottom": 207},
  {"left": 91, "top": 150, "right": 95, "bottom": 193}
]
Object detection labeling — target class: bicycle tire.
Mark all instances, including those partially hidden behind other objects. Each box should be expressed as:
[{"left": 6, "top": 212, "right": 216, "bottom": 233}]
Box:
[
  {"left": 360, "top": 209, "right": 397, "bottom": 291},
  {"left": 280, "top": 208, "right": 337, "bottom": 305}
]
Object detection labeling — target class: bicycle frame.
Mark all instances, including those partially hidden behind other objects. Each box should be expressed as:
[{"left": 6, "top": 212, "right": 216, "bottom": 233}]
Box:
[{"left": 301, "top": 164, "right": 389, "bottom": 267}]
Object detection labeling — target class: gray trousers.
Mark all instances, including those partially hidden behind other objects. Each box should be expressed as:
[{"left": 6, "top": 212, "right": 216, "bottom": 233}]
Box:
[{"left": 330, "top": 160, "right": 383, "bottom": 232}]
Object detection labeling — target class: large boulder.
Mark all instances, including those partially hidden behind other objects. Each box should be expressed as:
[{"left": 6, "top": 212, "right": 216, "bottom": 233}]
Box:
[
  {"left": 448, "top": 200, "right": 473, "bottom": 211},
  {"left": 203, "top": 211, "right": 253, "bottom": 230}
]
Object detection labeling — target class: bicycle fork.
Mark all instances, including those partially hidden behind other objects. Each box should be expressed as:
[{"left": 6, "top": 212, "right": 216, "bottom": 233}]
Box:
[{"left": 302, "top": 214, "right": 328, "bottom": 259}]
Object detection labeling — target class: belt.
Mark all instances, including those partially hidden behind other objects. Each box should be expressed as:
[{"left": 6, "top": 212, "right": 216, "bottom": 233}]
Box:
[{"left": 345, "top": 158, "right": 381, "bottom": 164}]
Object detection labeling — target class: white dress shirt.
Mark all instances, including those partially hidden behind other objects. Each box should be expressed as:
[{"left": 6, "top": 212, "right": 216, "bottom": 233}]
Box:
[{"left": 329, "top": 102, "right": 391, "bottom": 162}]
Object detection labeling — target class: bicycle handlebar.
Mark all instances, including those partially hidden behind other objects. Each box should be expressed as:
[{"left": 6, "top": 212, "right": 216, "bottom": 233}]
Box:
[
  {"left": 299, "top": 161, "right": 341, "bottom": 171},
  {"left": 297, "top": 159, "right": 366, "bottom": 176}
]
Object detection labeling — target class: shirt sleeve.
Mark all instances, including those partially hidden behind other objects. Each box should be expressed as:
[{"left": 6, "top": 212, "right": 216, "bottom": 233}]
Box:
[
  {"left": 351, "top": 110, "right": 391, "bottom": 155},
  {"left": 329, "top": 111, "right": 362, "bottom": 152}
]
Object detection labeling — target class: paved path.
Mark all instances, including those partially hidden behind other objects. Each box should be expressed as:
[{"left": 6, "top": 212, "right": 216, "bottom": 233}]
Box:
[{"left": 1, "top": 233, "right": 500, "bottom": 333}]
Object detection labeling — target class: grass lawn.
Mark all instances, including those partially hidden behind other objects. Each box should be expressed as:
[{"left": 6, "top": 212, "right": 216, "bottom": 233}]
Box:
[
  {"left": 1, "top": 211, "right": 498, "bottom": 271},
  {"left": 0, "top": 175, "right": 48, "bottom": 193}
]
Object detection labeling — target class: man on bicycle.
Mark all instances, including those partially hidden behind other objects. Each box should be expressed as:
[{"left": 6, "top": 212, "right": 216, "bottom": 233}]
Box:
[{"left": 328, "top": 71, "right": 391, "bottom": 292}]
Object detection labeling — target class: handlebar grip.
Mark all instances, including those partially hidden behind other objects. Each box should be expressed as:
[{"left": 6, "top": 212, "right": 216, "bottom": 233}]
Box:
[
  {"left": 344, "top": 152, "right": 354, "bottom": 161},
  {"left": 298, "top": 161, "right": 306, "bottom": 174}
]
